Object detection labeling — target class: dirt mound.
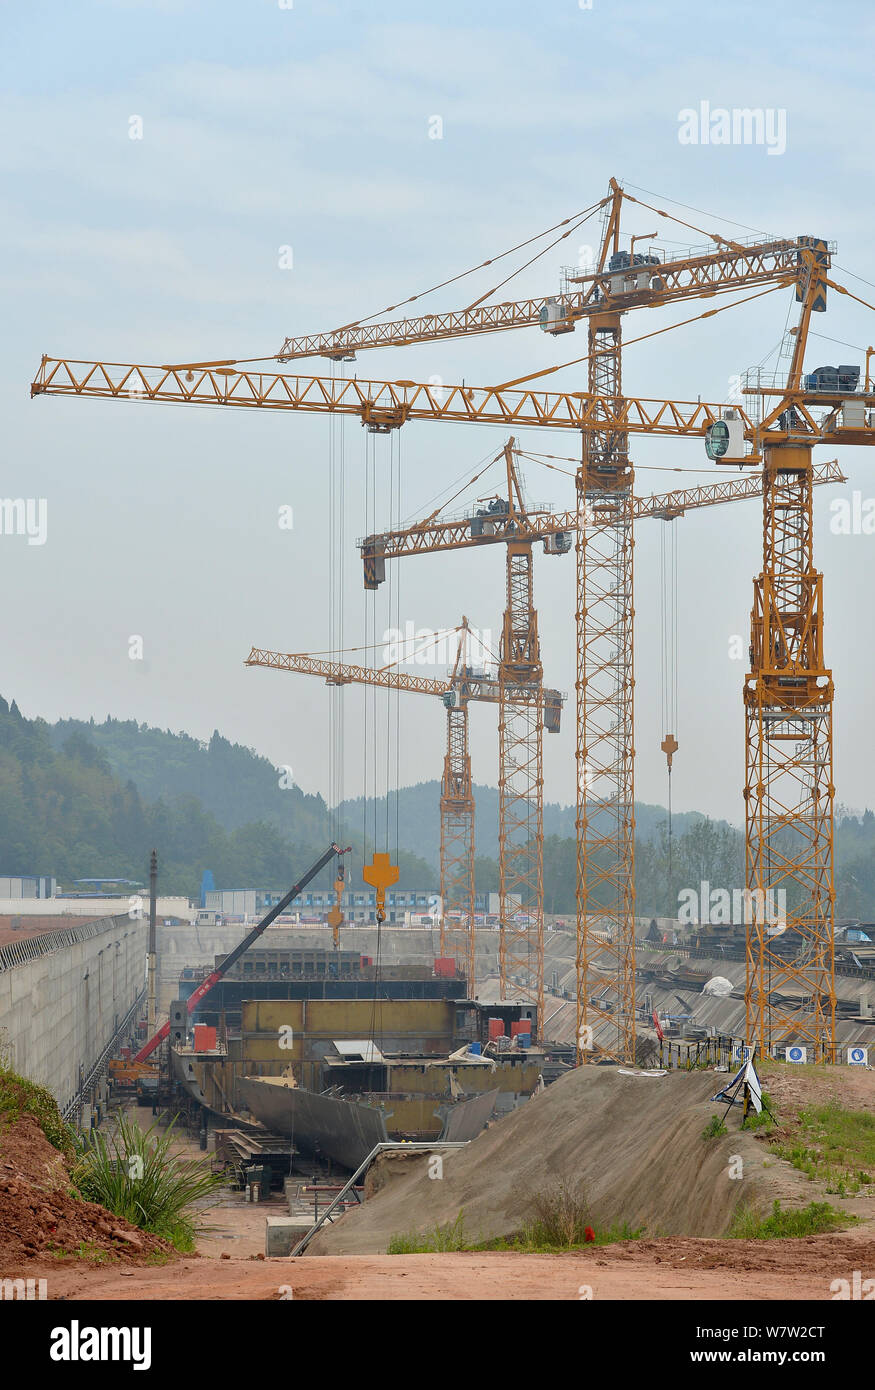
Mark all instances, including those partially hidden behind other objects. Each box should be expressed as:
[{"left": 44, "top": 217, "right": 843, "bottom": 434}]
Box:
[
  {"left": 307, "top": 1067, "right": 813, "bottom": 1255},
  {"left": 0, "top": 1115, "right": 174, "bottom": 1267}
]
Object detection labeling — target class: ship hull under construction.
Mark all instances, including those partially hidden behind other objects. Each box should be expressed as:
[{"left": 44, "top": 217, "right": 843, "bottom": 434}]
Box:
[{"left": 234, "top": 1074, "right": 501, "bottom": 1170}]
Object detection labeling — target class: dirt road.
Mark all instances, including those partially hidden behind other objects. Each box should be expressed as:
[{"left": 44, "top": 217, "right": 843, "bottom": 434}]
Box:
[{"left": 18, "top": 1231, "right": 875, "bottom": 1300}]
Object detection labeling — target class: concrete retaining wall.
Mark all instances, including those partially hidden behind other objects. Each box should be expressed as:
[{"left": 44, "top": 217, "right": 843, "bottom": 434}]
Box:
[
  {"left": 156, "top": 918, "right": 659, "bottom": 1010},
  {"left": 0, "top": 914, "right": 147, "bottom": 1109}
]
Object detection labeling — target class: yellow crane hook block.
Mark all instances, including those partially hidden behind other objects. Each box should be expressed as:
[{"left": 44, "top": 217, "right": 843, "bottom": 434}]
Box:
[
  {"left": 661, "top": 733, "right": 678, "bottom": 772},
  {"left": 362, "top": 851, "right": 400, "bottom": 924}
]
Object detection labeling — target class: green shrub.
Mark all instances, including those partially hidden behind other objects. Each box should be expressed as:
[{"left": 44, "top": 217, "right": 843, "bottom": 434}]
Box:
[
  {"left": 387, "top": 1211, "right": 468, "bottom": 1254},
  {"left": 741, "top": 1090, "right": 776, "bottom": 1130},
  {"left": 70, "top": 1112, "right": 222, "bottom": 1251},
  {"left": 387, "top": 1193, "right": 644, "bottom": 1256},
  {"left": 500, "top": 1219, "right": 643, "bottom": 1251},
  {"left": 528, "top": 1180, "right": 592, "bottom": 1248},
  {"left": 729, "top": 1199, "right": 849, "bottom": 1239},
  {"left": 702, "top": 1114, "right": 728, "bottom": 1140},
  {"left": 0, "top": 1063, "right": 73, "bottom": 1157}
]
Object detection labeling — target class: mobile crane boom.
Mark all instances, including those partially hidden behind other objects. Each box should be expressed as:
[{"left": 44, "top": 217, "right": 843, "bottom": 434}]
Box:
[{"left": 133, "top": 842, "right": 350, "bottom": 1062}]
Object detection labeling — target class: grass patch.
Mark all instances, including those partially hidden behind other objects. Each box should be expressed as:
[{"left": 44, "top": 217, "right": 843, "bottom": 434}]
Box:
[
  {"left": 47, "top": 1240, "right": 119, "bottom": 1265},
  {"left": 741, "top": 1091, "right": 777, "bottom": 1131},
  {"left": 729, "top": 1199, "right": 851, "bottom": 1239},
  {"left": 387, "top": 1183, "right": 644, "bottom": 1255},
  {"left": 0, "top": 1062, "right": 74, "bottom": 1157},
  {"left": 70, "top": 1112, "right": 223, "bottom": 1251},
  {"left": 479, "top": 1220, "right": 643, "bottom": 1253},
  {"left": 387, "top": 1212, "right": 468, "bottom": 1254},
  {"left": 145, "top": 1248, "right": 177, "bottom": 1266},
  {"left": 702, "top": 1114, "right": 728, "bottom": 1140},
  {"left": 769, "top": 1100, "right": 875, "bottom": 1195}
]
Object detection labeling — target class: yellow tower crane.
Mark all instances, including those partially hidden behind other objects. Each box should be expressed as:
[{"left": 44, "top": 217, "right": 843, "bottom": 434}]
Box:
[
  {"left": 360, "top": 432, "right": 844, "bottom": 1053},
  {"left": 244, "top": 622, "right": 565, "bottom": 1017},
  {"left": 365, "top": 437, "right": 560, "bottom": 1022},
  {"left": 31, "top": 179, "right": 872, "bottom": 1061}
]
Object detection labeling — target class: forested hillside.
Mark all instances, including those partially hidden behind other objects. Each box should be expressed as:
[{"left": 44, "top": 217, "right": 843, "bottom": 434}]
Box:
[
  {"left": 1, "top": 701, "right": 871, "bottom": 918},
  {"left": 2, "top": 701, "right": 433, "bottom": 897},
  {"left": 51, "top": 716, "right": 329, "bottom": 840}
]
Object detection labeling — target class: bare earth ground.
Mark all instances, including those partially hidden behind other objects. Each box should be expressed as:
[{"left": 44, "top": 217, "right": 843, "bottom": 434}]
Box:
[
  {"left": 3, "top": 1064, "right": 874, "bottom": 1299},
  {"left": 14, "top": 1232, "right": 875, "bottom": 1300}
]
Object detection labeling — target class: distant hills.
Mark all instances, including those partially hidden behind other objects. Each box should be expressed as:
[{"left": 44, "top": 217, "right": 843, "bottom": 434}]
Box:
[
  {"left": 0, "top": 703, "right": 864, "bottom": 917},
  {"left": 0, "top": 705, "right": 431, "bottom": 897},
  {"left": 50, "top": 716, "right": 719, "bottom": 872},
  {"left": 335, "top": 783, "right": 718, "bottom": 863}
]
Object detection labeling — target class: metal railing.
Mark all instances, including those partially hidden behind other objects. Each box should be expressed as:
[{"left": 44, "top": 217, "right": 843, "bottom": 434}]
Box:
[
  {"left": 0, "top": 914, "right": 130, "bottom": 972},
  {"left": 60, "top": 986, "right": 147, "bottom": 1125},
  {"left": 290, "top": 1140, "right": 469, "bottom": 1256}
]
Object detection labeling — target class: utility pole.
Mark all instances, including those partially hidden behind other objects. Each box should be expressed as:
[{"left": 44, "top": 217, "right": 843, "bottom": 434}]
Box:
[{"left": 147, "top": 848, "right": 158, "bottom": 1037}]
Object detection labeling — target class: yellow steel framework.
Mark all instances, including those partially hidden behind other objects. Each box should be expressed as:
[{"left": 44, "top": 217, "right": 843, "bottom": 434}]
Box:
[
  {"left": 573, "top": 186, "right": 635, "bottom": 1060},
  {"left": 741, "top": 237, "right": 838, "bottom": 1058},
  {"left": 32, "top": 358, "right": 760, "bottom": 437},
  {"left": 745, "top": 444, "right": 835, "bottom": 1056},
  {"left": 360, "top": 458, "right": 845, "bottom": 565},
  {"left": 32, "top": 177, "right": 872, "bottom": 1063},
  {"left": 244, "top": 629, "right": 564, "bottom": 1006},
  {"left": 359, "top": 439, "right": 843, "bottom": 1030},
  {"left": 498, "top": 530, "right": 545, "bottom": 1024},
  {"left": 440, "top": 697, "right": 475, "bottom": 983},
  {"left": 273, "top": 235, "right": 805, "bottom": 361},
  {"left": 365, "top": 437, "right": 558, "bottom": 1019}
]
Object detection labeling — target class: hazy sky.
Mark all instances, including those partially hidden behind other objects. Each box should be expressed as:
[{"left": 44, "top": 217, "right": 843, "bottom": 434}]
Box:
[{"left": 3, "top": 0, "right": 874, "bottom": 829}]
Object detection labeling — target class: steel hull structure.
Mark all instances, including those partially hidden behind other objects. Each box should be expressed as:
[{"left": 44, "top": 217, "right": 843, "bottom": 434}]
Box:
[{"left": 234, "top": 1074, "right": 502, "bottom": 1170}]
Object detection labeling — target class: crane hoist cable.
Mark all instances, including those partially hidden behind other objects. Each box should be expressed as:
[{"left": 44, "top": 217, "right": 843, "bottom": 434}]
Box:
[
  {"left": 659, "top": 517, "right": 679, "bottom": 914},
  {"left": 393, "top": 431, "right": 402, "bottom": 862},
  {"left": 358, "top": 430, "right": 402, "bottom": 1051},
  {"left": 292, "top": 623, "right": 468, "bottom": 666},
  {"left": 398, "top": 442, "right": 501, "bottom": 529},
  {"left": 328, "top": 357, "right": 348, "bottom": 850},
  {"left": 327, "top": 359, "right": 347, "bottom": 946},
  {"left": 614, "top": 184, "right": 773, "bottom": 241},
  {"left": 463, "top": 202, "right": 605, "bottom": 311},
  {"left": 384, "top": 429, "right": 404, "bottom": 857},
  {"left": 615, "top": 181, "right": 776, "bottom": 240}
]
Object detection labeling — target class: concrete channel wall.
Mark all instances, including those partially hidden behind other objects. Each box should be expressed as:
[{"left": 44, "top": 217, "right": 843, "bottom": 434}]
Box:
[
  {"left": 159, "top": 923, "right": 586, "bottom": 1007},
  {"left": 0, "top": 914, "right": 147, "bottom": 1109},
  {"left": 157, "top": 918, "right": 663, "bottom": 1009}
]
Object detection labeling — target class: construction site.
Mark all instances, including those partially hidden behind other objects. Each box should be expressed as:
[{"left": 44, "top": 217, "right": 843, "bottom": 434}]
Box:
[{"left": 3, "top": 5, "right": 875, "bottom": 1350}]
